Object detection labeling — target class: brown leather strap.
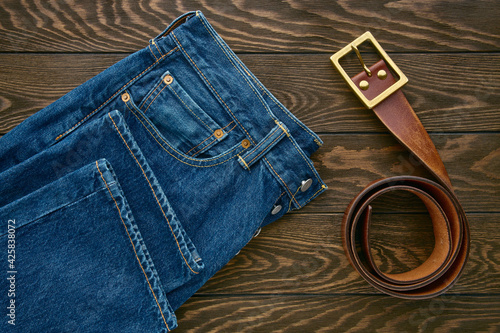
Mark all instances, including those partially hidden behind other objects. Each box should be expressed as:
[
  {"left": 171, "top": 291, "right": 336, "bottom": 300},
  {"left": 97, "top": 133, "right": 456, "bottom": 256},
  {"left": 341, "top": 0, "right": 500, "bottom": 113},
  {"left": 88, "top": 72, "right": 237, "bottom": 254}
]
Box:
[{"left": 341, "top": 59, "right": 470, "bottom": 299}]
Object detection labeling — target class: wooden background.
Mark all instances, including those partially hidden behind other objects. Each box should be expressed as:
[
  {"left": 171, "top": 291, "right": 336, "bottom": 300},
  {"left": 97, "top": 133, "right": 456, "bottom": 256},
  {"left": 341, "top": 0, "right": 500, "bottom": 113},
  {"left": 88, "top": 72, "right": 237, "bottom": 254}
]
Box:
[{"left": 1, "top": 0, "right": 499, "bottom": 331}]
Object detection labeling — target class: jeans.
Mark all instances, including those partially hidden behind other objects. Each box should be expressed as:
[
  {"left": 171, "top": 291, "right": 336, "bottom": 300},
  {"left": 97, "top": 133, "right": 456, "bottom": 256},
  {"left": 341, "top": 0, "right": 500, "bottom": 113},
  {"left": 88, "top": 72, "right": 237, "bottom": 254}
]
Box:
[{"left": 0, "top": 11, "right": 326, "bottom": 332}]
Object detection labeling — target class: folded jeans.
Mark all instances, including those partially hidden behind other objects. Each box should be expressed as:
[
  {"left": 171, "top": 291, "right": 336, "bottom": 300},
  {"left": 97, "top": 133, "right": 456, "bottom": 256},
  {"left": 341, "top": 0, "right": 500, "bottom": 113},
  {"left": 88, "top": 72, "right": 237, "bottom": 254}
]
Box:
[{"left": 0, "top": 11, "right": 326, "bottom": 331}]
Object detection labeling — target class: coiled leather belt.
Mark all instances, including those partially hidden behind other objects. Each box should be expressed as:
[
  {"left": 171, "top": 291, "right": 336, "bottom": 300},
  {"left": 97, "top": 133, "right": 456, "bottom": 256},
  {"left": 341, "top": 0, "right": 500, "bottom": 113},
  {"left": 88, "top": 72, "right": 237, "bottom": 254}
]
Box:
[{"left": 331, "top": 32, "right": 470, "bottom": 299}]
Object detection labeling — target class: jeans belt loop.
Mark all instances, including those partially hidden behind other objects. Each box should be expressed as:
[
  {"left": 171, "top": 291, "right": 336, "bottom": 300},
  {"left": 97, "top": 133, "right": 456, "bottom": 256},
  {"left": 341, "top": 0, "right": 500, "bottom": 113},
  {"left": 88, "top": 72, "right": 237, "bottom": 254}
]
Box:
[{"left": 237, "top": 120, "right": 290, "bottom": 171}]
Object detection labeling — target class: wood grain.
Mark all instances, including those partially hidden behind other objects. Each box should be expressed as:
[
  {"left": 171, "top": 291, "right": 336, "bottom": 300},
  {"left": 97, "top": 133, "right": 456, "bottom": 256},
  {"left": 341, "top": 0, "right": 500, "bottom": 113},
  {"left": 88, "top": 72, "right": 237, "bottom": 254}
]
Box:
[
  {"left": 0, "top": 1, "right": 498, "bottom": 331},
  {"left": 0, "top": 53, "right": 499, "bottom": 135},
  {"left": 0, "top": 0, "right": 498, "bottom": 53},
  {"left": 307, "top": 133, "right": 500, "bottom": 213},
  {"left": 175, "top": 295, "right": 500, "bottom": 332},
  {"left": 196, "top": 213, "right": 498, "bottom": 295}
]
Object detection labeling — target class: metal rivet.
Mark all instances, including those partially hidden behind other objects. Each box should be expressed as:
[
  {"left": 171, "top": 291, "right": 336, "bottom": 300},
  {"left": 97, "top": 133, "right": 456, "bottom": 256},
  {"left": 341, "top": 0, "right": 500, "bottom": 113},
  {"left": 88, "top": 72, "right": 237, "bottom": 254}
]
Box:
[
  {"left": 253, "top": 228, "right": 261, "bottom": 238},
  {"left": 241, "top": 139, "right": 251, "bottom": 149},
  {"left": 214, "top": 129, "right": 224, "bottom": 139},
  {"left": 359, "top": 80, "right": 369, "bottom": 90},
  {"left": 300, "top": 178, "right": 313, "bottom": 192},
  {"left": 121, "top": 92, "right": 130, "bottom": 102},
  {"left": 163, "top": 74, "right": 173, "bottom": 85},
  {"left": 377, "top": 70, "right": 388, "bottom": 80},
  {"left": 271, "top": 205, "right": 282, "bottom": 215}
]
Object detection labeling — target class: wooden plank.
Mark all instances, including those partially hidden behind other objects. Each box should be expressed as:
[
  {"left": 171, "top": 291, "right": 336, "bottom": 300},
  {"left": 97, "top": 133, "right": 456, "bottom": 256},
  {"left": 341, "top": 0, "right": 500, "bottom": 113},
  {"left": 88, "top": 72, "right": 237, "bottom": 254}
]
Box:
[
  {"left": 196, "top": 213, "right": 498, "bottom": 295},
  {"left": 307, "top": 133, "right": 500, "bottom": 213},
  {"left": 247, "top": 53, "right": 500, "bottom": 134},
  {"left": 0, "top": 53, "right": 499, "bottom": 135},
  {"left": 175, "top": 295, "right": 500, "bottom": 332},
  {"left": 0, "top": 1, "right": 498, "bottom": 53},
  {"left": 0, "top": 2, "right": 496, "bottom": 331}
]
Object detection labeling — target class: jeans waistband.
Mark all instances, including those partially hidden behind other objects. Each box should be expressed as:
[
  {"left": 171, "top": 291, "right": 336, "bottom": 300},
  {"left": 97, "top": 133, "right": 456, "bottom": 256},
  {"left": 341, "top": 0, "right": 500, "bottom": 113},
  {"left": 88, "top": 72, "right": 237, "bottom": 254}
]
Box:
[{"left": 151, "top": 11, "right": 326, "bottom": 209}]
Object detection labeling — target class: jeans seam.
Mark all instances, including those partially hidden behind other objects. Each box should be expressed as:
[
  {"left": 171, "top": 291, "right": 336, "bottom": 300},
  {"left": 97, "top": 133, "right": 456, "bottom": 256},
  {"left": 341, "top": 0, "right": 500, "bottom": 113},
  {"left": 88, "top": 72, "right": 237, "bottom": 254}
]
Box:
[
  {"left": 287, "top": 186, "right": 302, "bottom": 212},
  {"left": 196, "top": 13, "right": 276, "bottom": 123},
  {"left": 148, "top": 43, "right": 159, "bottom": 62},
  {"left": 107, "top": 113, "right": 200, "bottom": 274},
  {"left": 263, "top": 157, "right": 300, "bottom": 207},
  {"left": 285, "top": 135, "right": 322, "bottom": 185},
  {"left": 141, "top": 81, "right": 167, "bottom": 111},
  {"left": 126, "top": 103, "right": 243, "bottom": 167},
  {"left": 305, "top": 184, "right": 328, "bottom": 206},
  {"left": 246, "top": 132, "right": 284, "bottom": 167},
  {"left": 152, "top": 39, "right": 163, "bottom": 57},
  {"left": 186, "top": 120, "right": 235, "bottom": 156},
  {"left": 54, "top": 46, "right": 178, "bottom": 142},
  {"left": 167, "top": 85, "right": 213, "bottom": 132},
  {"left": 0, "top": 187, "right": 110, "bottom": 236},
  {"left": 172, "top": 32, "right": 256, "bottom": 145},
  {"left": 189, "top": 137, "right": 217, "bottom": 157},
  {"left": 95, "top": 161, "right": 171, "bottom": 331},
  {"left": 246, "top": 128, "right": 284, "bottom": 166}
]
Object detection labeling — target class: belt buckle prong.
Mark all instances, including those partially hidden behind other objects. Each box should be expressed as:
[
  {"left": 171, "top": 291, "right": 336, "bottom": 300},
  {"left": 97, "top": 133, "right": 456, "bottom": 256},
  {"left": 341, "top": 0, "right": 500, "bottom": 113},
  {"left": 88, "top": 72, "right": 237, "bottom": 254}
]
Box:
[{"left": 330, "top": 31, "right": 408, "bottom": 109}]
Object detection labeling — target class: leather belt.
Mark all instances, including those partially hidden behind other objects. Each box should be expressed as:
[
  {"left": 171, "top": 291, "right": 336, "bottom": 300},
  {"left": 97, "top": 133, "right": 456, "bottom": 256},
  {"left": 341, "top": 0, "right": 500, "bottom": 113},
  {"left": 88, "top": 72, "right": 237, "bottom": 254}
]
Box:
[{"left": 331, "top": 32, "right": 470, "bottom": 299}]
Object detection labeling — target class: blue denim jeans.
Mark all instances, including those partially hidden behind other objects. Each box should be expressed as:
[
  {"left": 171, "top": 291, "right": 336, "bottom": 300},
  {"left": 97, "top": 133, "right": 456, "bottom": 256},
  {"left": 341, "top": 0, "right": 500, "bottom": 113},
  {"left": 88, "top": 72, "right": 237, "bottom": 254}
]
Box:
[{"left": 0, "top": 11, "right": 326, "bottom": 332}]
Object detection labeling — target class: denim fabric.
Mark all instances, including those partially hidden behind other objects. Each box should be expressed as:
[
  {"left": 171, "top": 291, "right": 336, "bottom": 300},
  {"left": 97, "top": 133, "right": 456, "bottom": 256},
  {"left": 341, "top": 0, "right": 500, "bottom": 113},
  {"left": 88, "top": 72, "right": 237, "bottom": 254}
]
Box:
[{"left": 0, "top": 11, "right": 326, "bottom": 331}]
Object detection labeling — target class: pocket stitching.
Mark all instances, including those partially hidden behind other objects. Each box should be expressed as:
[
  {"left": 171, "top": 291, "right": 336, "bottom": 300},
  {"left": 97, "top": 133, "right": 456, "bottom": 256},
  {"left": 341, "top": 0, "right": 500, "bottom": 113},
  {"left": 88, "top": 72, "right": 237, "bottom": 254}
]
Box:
[
  {"left": 166, "top": 84, "right": 214, "bottom": 133},
  {"left": 140, "top": 81, "right": 167, "bottom": 111},
  {"left": 107, "top": 114, "right": 201, "bottom": 275},
  {"left": 54, "top": 46, "right": 179, "bottom": 142},
  {"left": 125, "top": 100, "right": 245, "bottom": 167},
  {"left": 172, "top": 32, "right": 256, "bottom": 145},
  {"left": 187, "top": 121, "right": 236, "bottom": 157}
]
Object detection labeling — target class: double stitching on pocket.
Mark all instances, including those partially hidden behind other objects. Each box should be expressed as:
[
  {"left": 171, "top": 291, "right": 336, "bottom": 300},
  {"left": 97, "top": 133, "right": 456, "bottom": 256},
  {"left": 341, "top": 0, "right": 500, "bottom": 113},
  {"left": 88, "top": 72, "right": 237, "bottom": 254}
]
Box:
[{"left": 136, "top": 70, "right": 228, "bottom": 157}]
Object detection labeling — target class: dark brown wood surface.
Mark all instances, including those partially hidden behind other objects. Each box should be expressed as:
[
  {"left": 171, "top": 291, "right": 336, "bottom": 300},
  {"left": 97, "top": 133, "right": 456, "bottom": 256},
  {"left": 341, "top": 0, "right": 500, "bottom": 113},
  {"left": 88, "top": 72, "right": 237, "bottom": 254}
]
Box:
[{"left": 1, "top": 1, "right": 499, "bottom": 332}]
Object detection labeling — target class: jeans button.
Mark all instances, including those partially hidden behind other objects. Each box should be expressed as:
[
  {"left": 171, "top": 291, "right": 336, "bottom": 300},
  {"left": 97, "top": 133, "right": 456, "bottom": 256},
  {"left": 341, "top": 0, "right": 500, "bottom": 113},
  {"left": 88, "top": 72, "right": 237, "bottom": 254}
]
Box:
[
  {"left": 300, "top": 178, "right": 313, "bottom": 192},
  {"left": 253, "top": 228, "right": 261, "bottom": 238},
  {"left": 271, "top": 204, "right": 282, "bottom": 215}
]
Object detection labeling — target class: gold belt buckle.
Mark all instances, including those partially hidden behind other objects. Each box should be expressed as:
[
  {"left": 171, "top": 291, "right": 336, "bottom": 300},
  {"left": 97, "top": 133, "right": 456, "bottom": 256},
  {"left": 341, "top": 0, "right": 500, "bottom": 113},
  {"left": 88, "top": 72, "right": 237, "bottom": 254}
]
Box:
[{"left": 330, "top": 31, "right": 408, "bottom": 109}]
